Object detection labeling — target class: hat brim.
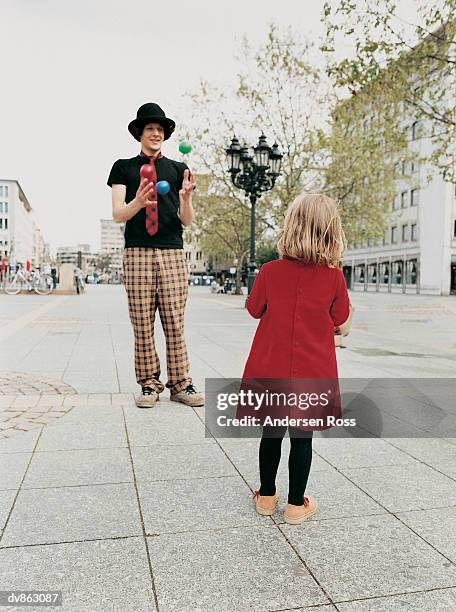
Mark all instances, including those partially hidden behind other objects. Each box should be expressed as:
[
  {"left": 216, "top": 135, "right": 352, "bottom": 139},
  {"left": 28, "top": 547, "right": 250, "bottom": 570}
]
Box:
[{"left": 128, "top": 116, "right": 176, "bottom": 141}]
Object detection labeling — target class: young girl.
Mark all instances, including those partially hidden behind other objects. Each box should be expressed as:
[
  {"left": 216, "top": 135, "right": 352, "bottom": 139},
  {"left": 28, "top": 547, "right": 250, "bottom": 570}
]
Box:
[{"left": 242, "top": 193, "right": 353, "bottom": 524}]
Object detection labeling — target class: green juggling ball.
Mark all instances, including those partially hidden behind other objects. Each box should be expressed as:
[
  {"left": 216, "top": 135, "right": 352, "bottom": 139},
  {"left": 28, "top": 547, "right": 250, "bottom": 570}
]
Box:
[{"left": 179, "top": 141, "right": 192, "bottom": 154}]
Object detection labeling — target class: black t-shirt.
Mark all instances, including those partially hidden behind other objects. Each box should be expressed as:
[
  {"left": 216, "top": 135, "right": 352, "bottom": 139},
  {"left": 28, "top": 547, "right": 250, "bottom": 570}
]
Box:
[{"left": 107, "top": 155, "right": 188, "bottom": 248}]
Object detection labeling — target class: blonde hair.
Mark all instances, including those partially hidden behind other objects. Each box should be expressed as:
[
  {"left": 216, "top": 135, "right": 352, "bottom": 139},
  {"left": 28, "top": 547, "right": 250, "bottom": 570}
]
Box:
[{"left": 277, "top": 193, "right": 345, "bottom": 268}]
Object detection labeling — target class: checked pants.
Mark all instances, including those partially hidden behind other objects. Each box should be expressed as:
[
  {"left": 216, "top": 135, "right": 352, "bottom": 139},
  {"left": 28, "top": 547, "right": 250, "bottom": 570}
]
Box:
[{"left": 123, "top": 247, "right": 191, "bottom": 394}]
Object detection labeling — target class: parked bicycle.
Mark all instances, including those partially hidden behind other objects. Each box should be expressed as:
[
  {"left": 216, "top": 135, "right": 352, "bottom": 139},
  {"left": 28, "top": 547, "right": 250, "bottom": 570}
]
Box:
[{"left": 4, "top": 266, "right": 54, "bottom": 295}]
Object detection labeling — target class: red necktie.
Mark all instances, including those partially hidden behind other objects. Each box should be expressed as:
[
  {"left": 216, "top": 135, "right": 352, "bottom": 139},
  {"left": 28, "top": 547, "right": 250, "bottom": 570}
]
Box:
[{"left": 140, "top": 151, "right": 162, "bottom": 236}]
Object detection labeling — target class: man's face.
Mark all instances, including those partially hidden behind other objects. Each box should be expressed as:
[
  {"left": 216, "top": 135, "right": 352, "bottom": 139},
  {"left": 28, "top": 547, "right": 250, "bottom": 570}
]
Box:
[{"left": 140, "top": 122, "right": 165, "bottom": 152}]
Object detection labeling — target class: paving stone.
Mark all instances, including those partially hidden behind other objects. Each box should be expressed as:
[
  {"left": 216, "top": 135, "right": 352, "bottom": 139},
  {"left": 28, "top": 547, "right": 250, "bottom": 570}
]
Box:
[
  {"left": 344, "top": 464, "right": 456, "bottom": 511},
  {"left": 11, "top": 395, "right": 41, "bottom": 408},
  {"left": 63, "top": 394, "right": 89, "bottom": 406},
  {"left": 147, "top": 525, "right": 329, "bottom": 610},
  {"left": 271, "top": 466, "right": 386, "bottom": 522},
  {"left": 111, "top": 393, "right": 135, "bottom": 405},
  {"left": 395, "top": 506, "right": 456, "bottom": 563},
  {"left": 0, "top": 537, "right": 156, "bottom": 611},
  {"left": 218, "top": 439, "right": 333, "bottom": 489},
  {"left": 0, "top": 395, "right": 15, "bottom": 407},
  {"left": 23, "top": 447, "right": 132, "bottom": 488},
  {"left": 51, "top": 404, "right": 123, "bottom": 425},
  {"left": 0, "top": 489, "right": 17, "bottom": 531},
  {"left": 14, "top": 422, "right": 41, "bottom": 432},
  {"left": 125, "top": 404, "right": 212, "bottom": 446},
  {"left": 313, "top": 437, "right": 416, "bottom": 469},
  {"left": 139, "top": 475, "right": 264, "bottom": 535},
  {"left": 0, "top": 452, "right": 31, "bottom": 489},
  {"left": 33, "top": 414, "right": 62, "bottom": 424},
  {"left": 282, "top": 514, "right": 456, "bottom": 601},
  {"left": 87, "top": 393, "right": 112, "bottom": 406},
  {"left": 132, "top": 443, "right": 237, "bottom": 482},
  {"left": 36, "top": 419, "right": 127, "bottom": 451},
  {"left": 387, "top": 437, "right": 456, "bottom": 475},
  {"left": 37, "top": 394, "right": 65, "bottom": 407},
  {"left": 336, "top": 588, "right": 456, "bottom": 611},
  {"left": 1, "top": 483, "right": 141, "bottom": 546}
]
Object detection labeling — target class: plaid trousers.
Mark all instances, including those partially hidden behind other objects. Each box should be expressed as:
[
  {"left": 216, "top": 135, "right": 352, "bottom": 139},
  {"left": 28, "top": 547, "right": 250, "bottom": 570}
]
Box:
[{"left": 123, "top": 247, "right": 191, "bottom": 393}]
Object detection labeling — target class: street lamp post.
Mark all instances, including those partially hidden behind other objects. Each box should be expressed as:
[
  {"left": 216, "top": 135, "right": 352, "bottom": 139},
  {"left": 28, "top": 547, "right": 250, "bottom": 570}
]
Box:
[{"left": 226, "top": 134, "right": 283, "bottom": 294}]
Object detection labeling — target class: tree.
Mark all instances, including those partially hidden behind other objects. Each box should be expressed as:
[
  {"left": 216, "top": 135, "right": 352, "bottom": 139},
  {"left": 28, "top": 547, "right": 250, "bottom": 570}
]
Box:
[
  {"left": 182, "top": 25, "right": 329, "bottom": 279},
  {"left": 318, "top": 80, "right": 412, "bottom": 245},
  {"left": 187, "top": 174, "right": 252, "bottom": 294},
  {"left": 322, "top": 0, "right": 456, "bottom": 182},
  {"left": 94, "top": 253, "right": 112, "bottom": 273}
]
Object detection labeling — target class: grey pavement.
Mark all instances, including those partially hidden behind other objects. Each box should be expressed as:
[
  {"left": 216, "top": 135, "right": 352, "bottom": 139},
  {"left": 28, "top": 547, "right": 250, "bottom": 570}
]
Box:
[{"left": 0, "top": 285, "right": 455, "bottom": 611}]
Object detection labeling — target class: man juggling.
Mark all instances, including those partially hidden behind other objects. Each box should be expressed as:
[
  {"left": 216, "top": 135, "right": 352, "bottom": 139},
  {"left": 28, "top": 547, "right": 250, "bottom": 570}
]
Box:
[{"left": 107, "top": 103, "right": 204, "bottom": 408}]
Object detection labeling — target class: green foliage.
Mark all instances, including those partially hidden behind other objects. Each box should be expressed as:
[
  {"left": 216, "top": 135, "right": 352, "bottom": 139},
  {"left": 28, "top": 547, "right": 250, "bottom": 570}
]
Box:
[
  {"left": 257, "top": 240, "right": 279, "bottom": 265},
  {"left": 322, "top": 0, "right": 456, "bottom": 182}
]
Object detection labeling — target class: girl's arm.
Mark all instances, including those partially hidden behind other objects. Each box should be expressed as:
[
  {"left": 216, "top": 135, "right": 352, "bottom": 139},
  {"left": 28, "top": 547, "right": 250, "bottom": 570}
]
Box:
[
  {"left": 335, "top": 303, "right": 355, "bottom": 336},
  {"left": 330, "top": 269, "right": 351, "bottom": 328},
  {"left": 246, "top": 266, "right": 267, "bottom": 318}
]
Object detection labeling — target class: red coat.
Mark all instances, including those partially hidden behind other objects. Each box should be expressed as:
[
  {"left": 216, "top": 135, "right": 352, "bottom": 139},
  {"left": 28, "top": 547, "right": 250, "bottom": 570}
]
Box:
[
  {"left": 238, "top": 259, "right": 350, "bottom": 430},
  {"left": 242, "top": 258, "right": 350, "bottom": 379}
]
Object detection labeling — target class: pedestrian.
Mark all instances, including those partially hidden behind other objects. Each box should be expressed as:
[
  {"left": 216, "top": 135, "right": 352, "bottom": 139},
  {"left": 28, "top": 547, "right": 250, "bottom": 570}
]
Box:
[
  {"left": 107, "top": 102, "right": 204, "bottom": 408},
  {"left": 241, "top": 193, "right": 353, "bottom": 524}
]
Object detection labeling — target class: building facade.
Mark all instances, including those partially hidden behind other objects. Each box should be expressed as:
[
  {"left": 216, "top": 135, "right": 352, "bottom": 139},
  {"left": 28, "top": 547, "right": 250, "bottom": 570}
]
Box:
[
  {"left": 342, "top": 48, "right": 456, "bottom": 296},
  {"left": 343, "top": 164, "right": 456, "bottom": 296},
  {"left": 184, "top": 240, "right": 208, "bottom": 275},
  {"left": 56, "top": 244, "right": 92, "bottom": 269},
  {"left": 0, "top": 179, "right": 48, "bottom": 267},
  {"left": 100, "top": 219, "right": 125, "bottom": 272}
]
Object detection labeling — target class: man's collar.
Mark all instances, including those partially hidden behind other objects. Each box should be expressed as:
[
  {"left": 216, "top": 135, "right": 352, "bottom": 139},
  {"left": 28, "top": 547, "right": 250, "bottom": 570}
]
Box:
[{"left": 139, "top": 150, "right": 163, "bottom": 160}]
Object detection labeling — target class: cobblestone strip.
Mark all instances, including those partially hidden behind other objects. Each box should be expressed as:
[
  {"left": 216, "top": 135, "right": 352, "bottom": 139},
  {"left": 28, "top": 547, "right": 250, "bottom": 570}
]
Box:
[{"left": 0, "top": 372, "right": 76, "bottom": 396}]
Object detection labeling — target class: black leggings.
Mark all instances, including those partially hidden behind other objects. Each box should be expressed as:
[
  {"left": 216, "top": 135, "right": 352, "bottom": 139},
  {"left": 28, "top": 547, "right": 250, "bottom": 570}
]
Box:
[{"left": 259, "top": 426, "right": 313, "bottom": 506}]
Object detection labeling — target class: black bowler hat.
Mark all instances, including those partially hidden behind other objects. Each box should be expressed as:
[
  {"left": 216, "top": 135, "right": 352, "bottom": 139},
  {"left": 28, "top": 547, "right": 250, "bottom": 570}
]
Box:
[{"left": 128, "top": 103, "right": 176, "bottom": 141}]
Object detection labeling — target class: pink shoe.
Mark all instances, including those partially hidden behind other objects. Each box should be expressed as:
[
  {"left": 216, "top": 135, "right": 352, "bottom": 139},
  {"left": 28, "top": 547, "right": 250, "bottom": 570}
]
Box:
[
  {"left": 284, "top": 496, "right": 318, "bottom": 524},
  {"left": 252, "top": 489, "right": 278, "bottom": 516}
]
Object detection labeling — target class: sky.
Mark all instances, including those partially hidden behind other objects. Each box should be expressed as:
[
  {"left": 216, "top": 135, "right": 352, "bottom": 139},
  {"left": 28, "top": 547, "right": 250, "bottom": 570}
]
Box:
[{"left": 0, "top": 0, "right": 420, "bottom": 253}]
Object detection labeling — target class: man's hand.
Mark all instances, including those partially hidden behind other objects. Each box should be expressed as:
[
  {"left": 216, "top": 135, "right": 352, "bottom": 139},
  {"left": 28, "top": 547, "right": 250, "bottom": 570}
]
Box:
[
  {"left": 179, "top": 169, "right": 196, "bottom": 203},
  {"left": 135, "top": 178, "right": 155, "bottom": 208}
]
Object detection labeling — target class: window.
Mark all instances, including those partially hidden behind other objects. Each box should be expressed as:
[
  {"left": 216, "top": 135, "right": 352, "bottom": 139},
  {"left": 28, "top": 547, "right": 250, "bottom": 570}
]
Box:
[
  {"left": 355, "top": 265, "right": 365, "bottom": 283},
  {"left": 412, "top": 223, "right": 418, "bottom": 241},
  {"left": 380, "top": 262, "right": 389, "bottom": 283},
  {"left": 4, "top": 219, "right": 7, "bottom": 229},
  {"left": 392, "top": 196, "right": 399, "bottom": 211},
  {"left": 406, "top": 259, "right": 417, "bottom": 284},
  {"left": 0, "top": 203, "right": 2, "bottom": 213},
  {"left": 401, "top": 192, "right": 408, "bottom": 208},
  {"left": 411, "top": 121, "right": 420, "bottom": 140},
  {"left": 4, "top": 186, "right": 7, "bottom": 197},
  {"left": 0, "top": 187, "right": 2, "bottom": 197},
  {"left": 402, "top": 224, "right": 409, "bottom": 242},
  {"left": 453, "top": 219, "right": 456, "bottom": 238},
  {"left": 392, "top": 260, "right": 403, "bottom": 284},
  {"left": 391, "top": 226, "right": 398, "bottom": 243},
  {"left": 410, "top": 189, "right": 419, "bottom": 207},
  {"left": 0, "top": 219, "right": 2, "bottom": 229},
  {"left": 401, "top": 161, "right": 407, "bottom": 175},
  {"left": 368, "top": 263, "right": 377, "bottom": 283},
  {"left": 196, "top": 251, "right": 202, "bottom": 261}
]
